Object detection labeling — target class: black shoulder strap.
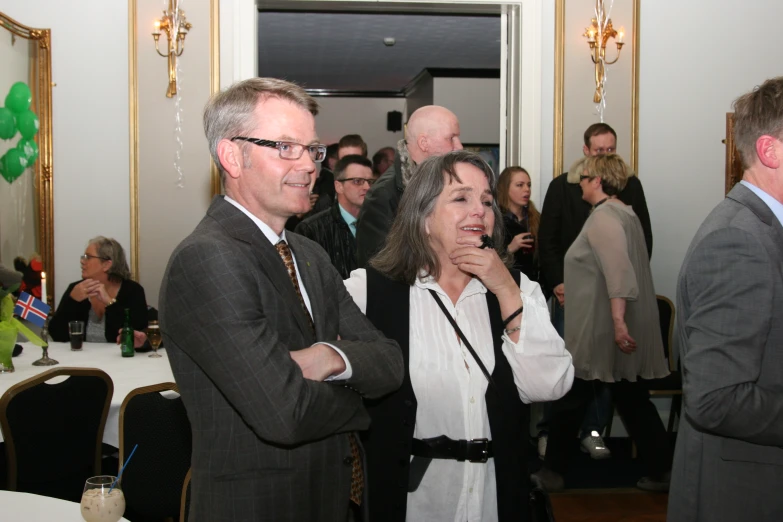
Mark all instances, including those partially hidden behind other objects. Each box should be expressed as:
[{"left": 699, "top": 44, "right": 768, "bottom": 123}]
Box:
[{"left": 428, "top": 289, "right": 500, "bottom": 393}]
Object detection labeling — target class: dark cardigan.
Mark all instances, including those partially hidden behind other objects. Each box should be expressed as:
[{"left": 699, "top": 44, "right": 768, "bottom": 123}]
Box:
[
  {"left": 362, "top": 267, "right": 531, "bottom": 522},
  {"left": 49, "top": 279, "right": 148, "bottom": 343}
]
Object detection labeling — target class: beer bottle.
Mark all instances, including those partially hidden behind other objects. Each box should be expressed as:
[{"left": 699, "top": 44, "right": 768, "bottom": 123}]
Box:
[{"left": 121, "top": 308, "right": 135, "bottom": 357}]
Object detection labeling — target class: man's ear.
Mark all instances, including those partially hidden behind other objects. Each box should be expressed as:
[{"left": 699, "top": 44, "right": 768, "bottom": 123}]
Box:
[
  {"left": 334, "top": 179, "right": 344, "bottom": 196},
  {"left": 217, "top": 139, "right": 243, "bottom": 180},
  {"left": 417, "top": 134, "right": 429, "bottom": 154},
  {"left": 583, "top": 144, "right": 590, "bottom": 156},
  {"left": 756, "top": 135, "right": 781, "bottom": 170}
]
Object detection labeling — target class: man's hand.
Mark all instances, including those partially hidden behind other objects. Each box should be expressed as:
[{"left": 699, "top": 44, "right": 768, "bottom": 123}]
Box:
[
  {"left": 554, "top": 283, "right": 565, "bottom": 306},
  {"left": 290, "top": 344, "right": 346, "bottom": 381}
]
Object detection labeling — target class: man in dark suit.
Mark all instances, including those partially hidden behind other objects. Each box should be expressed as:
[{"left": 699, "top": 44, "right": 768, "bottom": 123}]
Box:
[
  {"left": 159, "top": 78, "right": 404, "bottom": 522},
  {"left": 669, "top": 77, "right": 783, "bottom": 522}
]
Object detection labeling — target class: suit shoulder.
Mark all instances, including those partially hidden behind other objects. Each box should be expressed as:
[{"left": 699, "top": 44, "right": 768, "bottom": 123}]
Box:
[{"left": 296, "top": 208, "right": 332, "bottom": 229}]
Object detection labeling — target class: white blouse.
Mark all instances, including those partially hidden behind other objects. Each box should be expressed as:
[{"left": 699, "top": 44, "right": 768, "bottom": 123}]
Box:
[{"left": 343, "top": 270, "right": 573, "bottom": 522}]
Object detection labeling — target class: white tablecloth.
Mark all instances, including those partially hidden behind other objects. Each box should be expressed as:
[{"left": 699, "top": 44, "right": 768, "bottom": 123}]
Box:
[
  {"left": 0, "top": 490, "right": 131, "bottom": 521},
  {"left": 0, "top": 342, "right": 176, "bottom": 447}
]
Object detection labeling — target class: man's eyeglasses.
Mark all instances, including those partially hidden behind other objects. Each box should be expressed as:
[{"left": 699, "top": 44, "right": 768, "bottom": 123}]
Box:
[
  {"left": 80, "top": 254, "right": 109, "bottom": 261},
  {"left": 579, "top": 175, "right": 592, "bottom": 181},
  {"left": 337, "top": 178, "right": 376, "bottom": 187},
  {"left": 231, "top": 137, "right": 327, "bottom": 162}
]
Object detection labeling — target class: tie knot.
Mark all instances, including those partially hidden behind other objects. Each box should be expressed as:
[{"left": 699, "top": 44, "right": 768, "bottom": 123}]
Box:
[{"left": 275, "top": 239, "right": 291, "bottom": 257}]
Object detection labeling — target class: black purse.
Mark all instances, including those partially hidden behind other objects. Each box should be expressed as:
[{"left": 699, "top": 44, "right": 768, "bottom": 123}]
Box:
[{"left": 429, "top": 290, "right": 555, "bottom": 522}]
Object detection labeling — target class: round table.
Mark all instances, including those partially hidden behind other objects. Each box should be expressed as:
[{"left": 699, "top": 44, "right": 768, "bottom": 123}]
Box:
[
  {"left": 0, "top": 342, "right": 176, "bottom": 447},
  {"left": 0, "top": 490, "right": 131, "bottom": 521}
]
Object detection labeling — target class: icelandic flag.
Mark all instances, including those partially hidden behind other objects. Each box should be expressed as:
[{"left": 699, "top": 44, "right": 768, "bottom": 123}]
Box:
[{"left": 13, "top": 291, "right": 51, "bottom": 328}]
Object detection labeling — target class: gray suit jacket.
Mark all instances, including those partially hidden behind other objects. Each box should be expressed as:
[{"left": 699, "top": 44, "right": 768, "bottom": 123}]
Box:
[
  {"left": 669, "top": 183, "right": 783, "bottom": 522},
  {"left": 159, "top": 196, "right": 404, "bottom": 522}
]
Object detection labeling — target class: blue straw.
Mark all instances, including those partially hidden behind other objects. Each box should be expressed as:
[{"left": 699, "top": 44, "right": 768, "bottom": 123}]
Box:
[{"left": 109, "top": 444, "right": 138, "bottom": 494}]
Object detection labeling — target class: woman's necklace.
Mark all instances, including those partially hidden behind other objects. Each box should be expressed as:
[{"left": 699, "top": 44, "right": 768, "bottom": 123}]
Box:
[{"left": 592, "top": 196, "right": 616, "bottom": 210}]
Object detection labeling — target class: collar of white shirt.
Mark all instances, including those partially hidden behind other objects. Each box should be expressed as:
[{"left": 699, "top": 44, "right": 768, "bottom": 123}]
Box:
[
  {"left": 414, "top": 271, "right": 487, "bottom": 302},
  {"left": 740, "top": 180, "right": 783, "bottom": 228},
  {"left": 223, "top": 195, "right": 285, "bottom": 245}
]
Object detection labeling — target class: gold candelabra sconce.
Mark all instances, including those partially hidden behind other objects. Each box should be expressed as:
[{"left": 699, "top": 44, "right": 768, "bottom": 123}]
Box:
[
  {"left": 583, "top": 1, "right": 624, "bottom": 104},
  {"left": 152, "top": 0, "right": 192, "bottom": 98}
]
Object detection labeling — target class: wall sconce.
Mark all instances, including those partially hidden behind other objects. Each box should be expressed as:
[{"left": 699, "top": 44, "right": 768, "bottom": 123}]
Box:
[
  {"left": 152, "top": 0, "right": 192, "bottom": 98},
  {"left": 583, "top": 0, "right": 624, "bottom": 104}
]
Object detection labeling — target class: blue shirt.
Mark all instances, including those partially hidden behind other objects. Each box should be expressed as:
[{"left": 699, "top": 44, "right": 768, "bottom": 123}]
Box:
[
  {"left": 740, "top": 181, "right": 783, "bottom": 227},
  {"left": 338, "top": 204, "right": 358, "bottom": 237}
]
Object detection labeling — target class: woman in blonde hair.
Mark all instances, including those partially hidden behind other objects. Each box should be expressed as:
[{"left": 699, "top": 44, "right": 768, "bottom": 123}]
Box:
[
  {"left": 532, "top": 153, "right": 671, "bottom": 493},
  {"left": 497, "top": 167, "right": 540, "bottom": 284}
]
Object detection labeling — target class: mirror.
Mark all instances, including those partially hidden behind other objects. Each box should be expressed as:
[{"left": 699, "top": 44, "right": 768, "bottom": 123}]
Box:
[
  {"left": 553, "top": 0, "right": 639, "bottom": 177},
  {"left": 0, "top": 12, "right": 53, "bottom": 303}
]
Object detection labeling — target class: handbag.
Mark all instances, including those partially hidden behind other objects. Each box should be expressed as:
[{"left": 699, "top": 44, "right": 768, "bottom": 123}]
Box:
[{"left": 429, "top": 289, "right": 556, "bottom": 522}]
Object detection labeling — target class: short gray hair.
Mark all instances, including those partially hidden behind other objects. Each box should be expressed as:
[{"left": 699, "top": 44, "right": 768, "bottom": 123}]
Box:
[
  {"left": 203, "top": 78, "right": 319, "bottom": 183},
  {"left": 371, "top": 150, "right": 507, "bottom": 284},
  {"left": 89, "top": 236, "right": 131, "bottom": 283},
  {"left": 733, "top": 76, "right": 783, "bottom": 171}
]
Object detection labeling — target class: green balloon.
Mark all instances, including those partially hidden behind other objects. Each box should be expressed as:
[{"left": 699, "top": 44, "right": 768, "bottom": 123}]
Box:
[
  {"left": 15, "top": 110, "right": 38, "bottom": 140},
  {"left": 5, "top": 82, "right": 32, "bottom": 114},
  {"left": 17, "top": 138, "right": 39, "bottom": 164},
  {"left": 0, "top": 108, "right": 15, "bottom": 140},
  {"left": 1, "top": 149, "right": 27, "bottom": 182}
]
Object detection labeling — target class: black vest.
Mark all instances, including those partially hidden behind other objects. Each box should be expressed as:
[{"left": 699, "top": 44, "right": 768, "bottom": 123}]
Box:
[{"left": 363, "top": 267, "right": 531, "bottom": 522}]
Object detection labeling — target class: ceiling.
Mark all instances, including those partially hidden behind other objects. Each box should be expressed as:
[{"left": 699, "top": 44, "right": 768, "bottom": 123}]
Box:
[{"left": 257, "top": 11, "right": 501, "bottom": 93}]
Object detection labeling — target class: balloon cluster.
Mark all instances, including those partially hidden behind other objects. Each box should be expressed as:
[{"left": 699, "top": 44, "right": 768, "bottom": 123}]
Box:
[{"left": 0, "top": 82, "right": 40, "bottom": 184}]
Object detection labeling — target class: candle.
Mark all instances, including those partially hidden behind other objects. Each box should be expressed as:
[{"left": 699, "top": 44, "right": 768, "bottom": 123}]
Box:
[
  {"left": 41, "top": 271, "right": 47, "bottom": 305},
  {"left": 154, "top": 20, "right": 161, "bottom": 34},
  {"left": 617, "top": 27, "right": 625, "bottom": 44}
]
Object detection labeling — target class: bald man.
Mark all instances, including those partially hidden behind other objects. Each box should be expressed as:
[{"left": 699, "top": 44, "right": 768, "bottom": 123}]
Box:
[{"left": 355, "top": 105, "right": 462, "bottom": 267}]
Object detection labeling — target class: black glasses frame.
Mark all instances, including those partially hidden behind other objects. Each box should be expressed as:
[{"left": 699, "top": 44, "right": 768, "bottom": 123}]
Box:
[
  {"left": 337, "top": 177, "right": 376, "bottom": 187},
  {"left": 231, "top": 136, "right": 326, "bottom": 162},
  {"left": 579, "top": 175, "right": 592, "bottom": 181}
]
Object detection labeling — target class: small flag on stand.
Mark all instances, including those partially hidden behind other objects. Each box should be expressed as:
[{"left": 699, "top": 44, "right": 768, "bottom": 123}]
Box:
[{"left": 13, "top": 291, "right": 51, "bottom": 328}]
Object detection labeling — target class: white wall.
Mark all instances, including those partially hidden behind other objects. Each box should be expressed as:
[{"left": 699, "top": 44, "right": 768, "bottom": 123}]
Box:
[
  {"left": 435, "top": 77, "right": 501, "bottom": 145},
  {"left": 0, "top": 0, "right": 130, "bottom": 305},
  {"left": 314, "top": 97, "right": 405, "bottom": 157},
  {"left": 639, "top": 0, "right": 783, "bottom": 307}
]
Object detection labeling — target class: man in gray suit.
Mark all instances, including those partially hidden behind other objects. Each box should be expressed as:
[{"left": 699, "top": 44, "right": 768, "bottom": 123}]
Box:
[
  {"left": 669, "top": 76, "right": 783, "bottom": 522},
  {"left": 159, "top": 78, "right": 404, "bottom": 522}
]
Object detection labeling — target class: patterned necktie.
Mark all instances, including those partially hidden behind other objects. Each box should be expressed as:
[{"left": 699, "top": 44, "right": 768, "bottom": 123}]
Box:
[
  {"left": 274, "top": 239, "right": 363, "bottom": 505},
  {"left": 275, "top": 240, "right": 315, "bottom": 334}
]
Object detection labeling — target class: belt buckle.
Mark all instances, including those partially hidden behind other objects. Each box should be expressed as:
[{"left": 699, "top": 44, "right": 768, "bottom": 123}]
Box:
[{"left": 467, "top": 438, "right": 489, "bottom": 463}]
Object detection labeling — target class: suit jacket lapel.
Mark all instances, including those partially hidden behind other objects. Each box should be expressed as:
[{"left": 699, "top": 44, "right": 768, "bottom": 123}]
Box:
[{"left": 207, "top": 196, "right": 316, "bottom": 341}]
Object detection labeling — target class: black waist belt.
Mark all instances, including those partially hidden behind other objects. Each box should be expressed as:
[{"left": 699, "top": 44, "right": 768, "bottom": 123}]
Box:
[{"left": 411, "top": 435, "right": 494, "bottom": 463}]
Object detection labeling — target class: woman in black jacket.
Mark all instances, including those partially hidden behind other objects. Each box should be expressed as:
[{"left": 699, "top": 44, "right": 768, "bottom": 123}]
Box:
[
  {"left": 497, "top": 167, "right": 541, "bottom": 284},
  {"left": 50, "top": 236, "right": 148, "bottom": 344}
]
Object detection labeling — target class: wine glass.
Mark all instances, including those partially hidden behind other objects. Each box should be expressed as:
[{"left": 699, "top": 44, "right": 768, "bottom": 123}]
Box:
[
  {"left": 81, "top": 475, "right": 125, "bottom": 522},
  {"left": 146, "top": 320, "right": 162, "bottom": 358}
]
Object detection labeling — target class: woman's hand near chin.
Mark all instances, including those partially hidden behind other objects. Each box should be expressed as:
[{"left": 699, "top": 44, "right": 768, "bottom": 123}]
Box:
[{"left": 451, "top": 236, "right": 518, "bottom": 299}]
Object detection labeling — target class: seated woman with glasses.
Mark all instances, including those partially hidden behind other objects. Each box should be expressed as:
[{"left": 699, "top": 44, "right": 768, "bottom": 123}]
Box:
[{"left": 50, "top": 236, "right": 149, "bottom": 346}]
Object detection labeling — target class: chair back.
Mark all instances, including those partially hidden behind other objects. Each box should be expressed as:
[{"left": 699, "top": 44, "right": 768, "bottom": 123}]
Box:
[
  {"left": 0, "top": 367, "right": 113, "bottom": 501},
  {"left": 657, "top": 295, "right": 676, "bottom": 372},
  {"left": 119, "top": 382, "right": 191, "bottom": 521},
  {"left": 180, "top": 467, "right": 192, "bottom": 522}
]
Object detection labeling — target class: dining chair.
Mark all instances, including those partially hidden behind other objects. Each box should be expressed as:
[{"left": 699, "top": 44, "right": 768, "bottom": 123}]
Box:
[
  {"left": 0, "top": 367, "right": 113, "bottom": 501},
  {"left": 180, "top": 467, "right": 191, "bottom": 522},
  {"left": 119, "top": 382, "right": 191, "bottom": 522}
]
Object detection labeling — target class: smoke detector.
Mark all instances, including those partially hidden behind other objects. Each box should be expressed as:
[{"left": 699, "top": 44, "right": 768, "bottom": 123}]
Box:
[{"left": 383, "top": 37, "right": 396, "bottom": 47}]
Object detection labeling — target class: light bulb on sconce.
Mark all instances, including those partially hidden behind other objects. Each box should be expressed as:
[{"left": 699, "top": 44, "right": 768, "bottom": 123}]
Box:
[
  {"left": 582, "top": 0, "right": 625, "bottom": 104},
  {"left": 151, "top": 0, "right": 192, "bottom": 98}
]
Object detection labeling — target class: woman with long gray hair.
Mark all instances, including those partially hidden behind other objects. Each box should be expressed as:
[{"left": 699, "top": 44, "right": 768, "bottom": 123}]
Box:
[
  {"left": 344, "top": 150, "right": 573, "bottom": 521},
  {"left": 50, "top": 236, "right": 148, "bottom": 344}
]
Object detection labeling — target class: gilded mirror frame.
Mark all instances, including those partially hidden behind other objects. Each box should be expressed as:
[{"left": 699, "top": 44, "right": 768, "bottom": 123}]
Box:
[
  {"left": 553, "top": 0, "right": 640, "bottom": 178},
  {"left": 0, "top": 12, "right": 54, "bottom": 302}
]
